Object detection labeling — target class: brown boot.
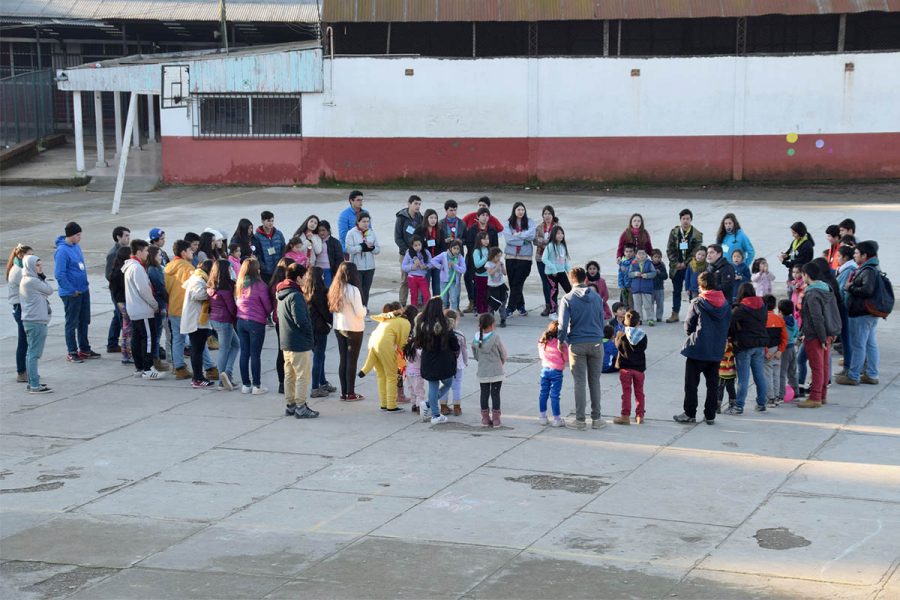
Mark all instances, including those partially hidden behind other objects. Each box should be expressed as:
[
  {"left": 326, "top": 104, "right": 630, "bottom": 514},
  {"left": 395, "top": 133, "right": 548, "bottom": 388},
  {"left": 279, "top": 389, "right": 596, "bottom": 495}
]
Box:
[
  {"left": 665, "top": 311, "right": 679, "bottom": 323},
  {"left": 492, "top": 409, "right": 501, "bottom": 427},
  {"left": 797, "top": 400, "right": 822, "bottom": 408},
  {"left": 175, "top": 366, "right": 192, "bottom": 380},
  {"left": 464, "top": 302, "right": 474, "bottom": 314},
  {"left": 205, "top": 367, "right": 220, "bottom": 381},
  {"left": 153, "top": 359, "right": 170, "bottom": 372},
  {"left": 540, "top": 304, "right": 551, "bottom": 317},
  {"left": 440, "top": 404, "right": 451, "bottom": 416},
  {"left": 16, "top": 372, "right": 27, "bottom": 383},
  {"left": 481, "top": 409, "right": 491, "bottom": 427},
  {"left": 613, "top": 415, "right": 631, "bottom": 425},
  {"left": 207, "top": 335, "right": 219, "bottom": 350},
  {"left": 453, "top": 405, "right": 462, "bottom": 416}
]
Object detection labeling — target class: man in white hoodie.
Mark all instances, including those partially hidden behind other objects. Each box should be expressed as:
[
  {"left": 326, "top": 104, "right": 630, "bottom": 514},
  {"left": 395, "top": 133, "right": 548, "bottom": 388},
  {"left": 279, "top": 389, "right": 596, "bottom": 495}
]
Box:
[
  {"left": 123, "top": 240, "right": 165, "bottom": 380},
  {"left": 19, "top": 255, "right": 55, "bottom": 393}
]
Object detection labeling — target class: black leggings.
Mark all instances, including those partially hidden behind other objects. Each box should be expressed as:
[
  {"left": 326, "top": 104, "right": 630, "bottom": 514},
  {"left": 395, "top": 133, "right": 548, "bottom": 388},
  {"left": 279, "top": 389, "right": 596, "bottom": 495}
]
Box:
[
  {"left": 188, "top": 329, "right": 209, "bottom": 381},
  {"left": 275, "top": 324, "right": 284, "bottom": 386},
  {"left": 548, "top": 272, "right": 572, "bottom": 312},
  {"left": 717, "top": 377, "right": 736, "bottom": 403},
  {"left": 336, "top": 330, "right": 364, "bottom": 395},
  {"left": 480, "top": 381, "right": 502, "bottom": 411},
  {"left": 505, "top": 259, "right": 532, "bottom": 312}
]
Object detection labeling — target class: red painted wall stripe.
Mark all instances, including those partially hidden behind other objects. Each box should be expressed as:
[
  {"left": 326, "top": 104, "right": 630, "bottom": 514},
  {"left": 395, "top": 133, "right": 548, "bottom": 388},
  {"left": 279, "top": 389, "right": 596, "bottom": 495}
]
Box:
[{"left": 162, "top": 133, "right": 900, "bottom": 185}]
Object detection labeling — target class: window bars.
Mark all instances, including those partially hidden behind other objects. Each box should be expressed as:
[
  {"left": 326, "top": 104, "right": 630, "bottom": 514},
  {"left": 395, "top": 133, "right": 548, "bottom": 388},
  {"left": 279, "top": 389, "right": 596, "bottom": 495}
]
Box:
[{"left": 193, "top": 94, "right": 302, "bottom": 138}]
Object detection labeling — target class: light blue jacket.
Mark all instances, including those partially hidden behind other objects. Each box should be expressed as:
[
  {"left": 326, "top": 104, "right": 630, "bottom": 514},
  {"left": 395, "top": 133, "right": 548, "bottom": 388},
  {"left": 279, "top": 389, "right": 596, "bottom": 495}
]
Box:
[
  {"left": 541, "top": 243, "right": 571, "bottom": 276},
  {"left": 720, "top": 229, "right": 755, "bottom": 265}
]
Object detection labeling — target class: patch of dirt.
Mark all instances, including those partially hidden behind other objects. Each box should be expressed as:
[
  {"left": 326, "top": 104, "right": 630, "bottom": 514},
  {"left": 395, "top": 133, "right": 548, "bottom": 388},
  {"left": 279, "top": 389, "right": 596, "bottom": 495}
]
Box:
[
  {"left": 505, "top": 474, "right": 609, "bottom": 494},
  {"left": 753, "top": 527, "right": 811, "bottom": 550},
  {"left": 0, "top": 482, "right": 64, "bottom": 494}
]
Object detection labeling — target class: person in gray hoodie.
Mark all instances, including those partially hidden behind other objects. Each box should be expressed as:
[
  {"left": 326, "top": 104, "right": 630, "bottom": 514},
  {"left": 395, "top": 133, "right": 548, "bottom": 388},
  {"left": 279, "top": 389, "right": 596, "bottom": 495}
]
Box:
[
  {"left": 797, "top": 262, "right": 842, "bottom": 408},
  {"left": 557, "top": 267, "right": 606, "bottom": 430},
  {"left": 123, "top": 239, "right": 164, "bottom": 380},
  {"left": 19, "top": 255, "right": 54, "bottom": 393}
]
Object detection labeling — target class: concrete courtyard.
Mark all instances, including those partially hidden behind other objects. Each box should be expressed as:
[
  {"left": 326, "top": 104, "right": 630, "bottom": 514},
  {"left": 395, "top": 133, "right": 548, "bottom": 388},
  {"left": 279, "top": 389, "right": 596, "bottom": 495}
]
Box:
[{"left": 1, "top": 182, "right": 898, "bottom": 599}]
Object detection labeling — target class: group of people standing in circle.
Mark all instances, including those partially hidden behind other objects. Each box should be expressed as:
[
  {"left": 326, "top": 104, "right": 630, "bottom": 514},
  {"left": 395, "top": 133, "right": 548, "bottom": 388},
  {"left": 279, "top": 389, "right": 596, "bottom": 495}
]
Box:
[{"left": 6, "top": 191, "right": 887, "bottom": 434}]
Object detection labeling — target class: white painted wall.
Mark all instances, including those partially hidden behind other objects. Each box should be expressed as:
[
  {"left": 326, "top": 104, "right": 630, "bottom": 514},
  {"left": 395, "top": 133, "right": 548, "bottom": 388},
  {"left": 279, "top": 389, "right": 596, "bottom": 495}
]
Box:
[{"left": 161, "top": 52, "right": 900, "bottom": 139}]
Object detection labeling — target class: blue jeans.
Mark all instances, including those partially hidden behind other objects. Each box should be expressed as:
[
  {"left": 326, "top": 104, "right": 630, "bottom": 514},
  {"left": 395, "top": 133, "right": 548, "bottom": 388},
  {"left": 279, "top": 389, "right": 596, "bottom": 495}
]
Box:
[
  {"left": 440, "top": 278, "right": 461, "bottom": 311},
  {"left": 736, "top": 347, "right": 767, "bottom": 410},
  {"left": 210, "top": 319, "right": 240, "bottom": 377},
  {"left": 428, "top": 270, "right": 442, "bottom": 298},
  {"left": 23, "top": 321, "right": 48, "bottom": 389},
  {"left": 61, "top": 292, "right": 91, "bottom": 354},
  {"left": 168, "top": 314, "right": 213, "bottom": 370},
  {"left": 538, "top": 367, "right": 564, "bottom": 416},
  {"left": 427, "top": 378, "right": 453, "bottom": 417},
  {"left": 322, "top": 268, "right": 333, "bottom": 289},
  {"left": 312, "top": 331, "right": 328, "bottom": 389},
  {"left": 13, "top": 304, "right": 27, "bottom": 374},
  {"left": 107, "top": 291, "right": 121, "bottom": 349},
  {"left": 438, "top": 368, "right": 464, "bottom": 404},
  {"left": 237, "top": 318, "right": 266, "bottom": 386},
  {"left": 848, "top": 315, "right": 879, "bottom": 381}
]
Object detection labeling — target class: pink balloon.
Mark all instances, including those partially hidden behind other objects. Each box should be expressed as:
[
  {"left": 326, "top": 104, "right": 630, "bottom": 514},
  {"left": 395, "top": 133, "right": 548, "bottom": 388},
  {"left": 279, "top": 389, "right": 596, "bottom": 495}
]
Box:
[{"left": 784, "top": 386, "right": 796, "bottom": 403}]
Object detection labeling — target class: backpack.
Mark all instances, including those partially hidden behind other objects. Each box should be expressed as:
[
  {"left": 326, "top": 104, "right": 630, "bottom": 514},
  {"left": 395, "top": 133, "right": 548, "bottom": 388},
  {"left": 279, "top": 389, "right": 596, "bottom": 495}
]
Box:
[{"left": 864, "top": 270, "right": 894, "bottom": 319}]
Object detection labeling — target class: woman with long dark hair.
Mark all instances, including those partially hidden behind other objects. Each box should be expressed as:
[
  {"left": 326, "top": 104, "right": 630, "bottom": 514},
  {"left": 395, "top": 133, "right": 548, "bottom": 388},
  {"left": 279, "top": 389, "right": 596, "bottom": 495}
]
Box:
[
  {"left": 503, "top": 201, "right": 536, "bottom": 317},
  {"left": 533, "top": 206, "right": 558, "bottom": 316},
  {"left": 779, "top": 221, "right": 814, "bottom": 279},
  {"left": 235, "top": 257, "right": 273, "bottom": 394},
  {"left": 716, "top": 213, "right": 755, "bottom": 266},
  {"left": 415, "top": 296, "right": 459, "bottom": 424},
  {"left": 230, "top": 218, "right": 256, "bottom": 261},
  {"left": 7, "top": 243, "right": 33, "bottom": 382},
  {"left": 303, "top": 266, "right": 335, "bottom": 397},
  {"left": 293, "top": 214, "right": 324, "bottom": 266},
  {"left": 207, "top": 259, "right": 240, "bottom": 390},
  {"left": 415, "top": 208, "right": 443, "bottom": 298},
  {"left": 328, "top": 262, "right": 367, "bottom": 400},
  {"left": 616, "top": 213, "right": 652, "bottom": 260}
]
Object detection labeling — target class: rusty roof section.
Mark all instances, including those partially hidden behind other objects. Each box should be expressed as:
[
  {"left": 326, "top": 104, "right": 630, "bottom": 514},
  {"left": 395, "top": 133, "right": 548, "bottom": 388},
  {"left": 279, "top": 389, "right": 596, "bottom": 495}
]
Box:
[{"left": 324, "top": 0, "right": 899, "bottom": 22}]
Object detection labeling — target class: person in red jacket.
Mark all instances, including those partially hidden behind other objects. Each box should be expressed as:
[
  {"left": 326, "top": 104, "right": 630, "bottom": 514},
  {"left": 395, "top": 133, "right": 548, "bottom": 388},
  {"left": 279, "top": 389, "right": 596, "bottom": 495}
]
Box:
[
  {"left": 462, "top": 196, "right": 505, "bottom": 233},
  {"left": 762, "top": 294, "right": 788, "bottom": 406}
]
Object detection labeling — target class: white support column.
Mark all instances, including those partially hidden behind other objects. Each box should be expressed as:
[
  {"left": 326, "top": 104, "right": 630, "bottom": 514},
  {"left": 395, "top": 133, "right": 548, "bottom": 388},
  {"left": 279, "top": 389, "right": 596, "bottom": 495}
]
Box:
[
  {"left": 131, "top": 93, "right": 141, "bottom": 148},
  {"left": 73, "top": 91, "right": 85, "bottom": 174},
  {"left": 93, "top": 91, "right": 107, "bottom": 167},
  {"left": 146, "top": 94, "right": 156, "bottom": 143},
  {"left": 112, "top": 93, "right": 138, "bottom": 215},
  {"left": 113, "top": 91, "right": 123, "bottom": 155}
]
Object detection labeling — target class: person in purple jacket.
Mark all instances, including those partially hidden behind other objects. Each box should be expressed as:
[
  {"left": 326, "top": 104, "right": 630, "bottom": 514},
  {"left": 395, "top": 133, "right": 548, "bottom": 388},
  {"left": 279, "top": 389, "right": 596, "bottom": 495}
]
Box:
[
  {"left": 207, "top": 259, "right": 240, "bottom": 391},
  {"left": 235, "top": 257, "right": 274, "bottom": 394},
  {"left": 430, "top": 239, "right": 466, "bottom": 312}
]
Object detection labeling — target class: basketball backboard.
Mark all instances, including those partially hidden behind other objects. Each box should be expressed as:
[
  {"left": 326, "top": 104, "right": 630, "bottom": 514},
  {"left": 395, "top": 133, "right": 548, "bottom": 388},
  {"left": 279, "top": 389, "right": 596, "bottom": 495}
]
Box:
[{"left": 161, "top": 64, "right": 189, "bottom": 109}]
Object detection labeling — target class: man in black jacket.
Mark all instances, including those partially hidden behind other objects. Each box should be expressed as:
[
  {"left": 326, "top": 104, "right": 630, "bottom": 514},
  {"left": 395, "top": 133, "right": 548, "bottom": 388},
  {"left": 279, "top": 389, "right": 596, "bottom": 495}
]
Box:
[
  {"left": 837, "top": 240, "right": 883, "bottom": 386},
  {"left": 705, "top": 244, "right": 736, "bottom": 302},
  {"left": 394, "top": 195, "right": 424, "bottom": 306}
]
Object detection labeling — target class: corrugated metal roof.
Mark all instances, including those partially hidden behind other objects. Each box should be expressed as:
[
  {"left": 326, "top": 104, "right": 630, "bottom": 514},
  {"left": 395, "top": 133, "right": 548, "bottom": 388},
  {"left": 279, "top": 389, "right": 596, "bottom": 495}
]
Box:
[
  {"left": 2, "top": 0, "right": 322, "bottom": 23},
  {"left": 324, "top": 0, "right": 896, "bottom": 22}
]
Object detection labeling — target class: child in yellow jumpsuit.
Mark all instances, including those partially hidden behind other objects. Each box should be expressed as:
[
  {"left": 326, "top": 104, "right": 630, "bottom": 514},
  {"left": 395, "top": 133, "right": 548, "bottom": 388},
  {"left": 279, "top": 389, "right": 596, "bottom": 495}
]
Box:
[{"left": 358, "top": 303, "right": 411, "bottom": 412}]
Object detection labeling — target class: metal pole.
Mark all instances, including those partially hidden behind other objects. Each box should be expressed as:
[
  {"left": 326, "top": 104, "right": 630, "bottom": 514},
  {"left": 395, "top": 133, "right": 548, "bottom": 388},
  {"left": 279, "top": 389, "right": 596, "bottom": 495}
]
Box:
[
  {"left": 112, "top": 93, "right": 137, "bottom": 215},
  {"left": 131, "top": 93, "right": 141, "bottom": 148},
  {"left": 94, "top": 91, "right": 107, "bottom": 167},
  {"left": 837, "top": 14, "right": 846, "bottom": 52},
  {"left": 73, "top": 90, "right": 85, "bottom": 173},
  {"left": 386, "top": 22, "right": 391, "bottom": 54},
  {"left": 34, "top": 27, "right": 43, "bottom": 139},
  {"left": 603, "top": 20, "right": 609, "bottom": 56},
  {"left": 472, "top": 22, "right": 476, "bottom": 58},
  {"left": 113, "top": 91, "right": 123, "bottom": 155},
  {"left": 146, "top": 94, "right": 156, "bottom": 143},
  {"left": 219, "top": 0, "right": 229, "bottom": 52}
]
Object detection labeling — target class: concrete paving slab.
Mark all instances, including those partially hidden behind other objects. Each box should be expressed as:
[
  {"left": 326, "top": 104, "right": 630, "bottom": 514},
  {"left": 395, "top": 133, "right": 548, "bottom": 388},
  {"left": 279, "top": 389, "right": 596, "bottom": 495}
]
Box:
[
  {"left": 582, "top": 448, "right": 800, "bottom": 527},
  {"left": 293, "top": 428, "right": 522, "bottom": 497},
  {"left": 138, "top": 527, "right": 354, "bottom": 578},
  {"left": 66, "top": 567, "right": 288, "bottom": 600},
  {"left": 0, "top": 434, "right": 80, "bottom": 466},
  {"left": 813, "top": 431, "right": 900, "bottom": 467},
  {"left": 0, "top": 514, "right": 205, "bottom": 568},
  {"left": 848, "top": 381, "right": 900, "bottom": 436},
  {"left": 220, "top": 405, "right": 415, "bottom": 458},
  {"left": 0, "top": 511, "right": 59, "bottom": 540},
  {"left": 374, "top": 466, "right": 602, "bottom": 549},
  {"left": 218, "top": 489, "right": 419, "bottom": 536},
  {"left": 469, "top": 552, "right": 681, "bottom": 599},
  {"left": 278, "top": 537, "right": 518, "bottom": 598},
  {"left": 670, "top": 418, "right": 839, "bottom": 460},
  {"left": 264, "top": 578, "right": 458, "bottom": 600},
  {"left": 780, "top": 462, "right": 900, "bottom": 503},
  {"left": 673, "top": 569, "right": 877, "bottom": 600},
  {"left": 878, "top": 566, "right": 900, "bottom": 599},
  {"left": 700, "top": 493, "right": 900, "bottom": 586},
  {"left": 529, "top": 512, "right": 733, "bottom": 578},
  {"left": 0, "top": 465, "right": 138, "bottom": 513},
  {"left": 0, "top": 560, "right": 118, "bottom": 600}
]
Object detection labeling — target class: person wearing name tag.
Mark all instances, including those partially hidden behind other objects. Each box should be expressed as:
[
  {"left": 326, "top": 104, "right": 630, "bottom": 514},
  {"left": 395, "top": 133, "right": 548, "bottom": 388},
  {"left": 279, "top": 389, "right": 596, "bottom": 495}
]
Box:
[
  {"left": 346, "top": 211, "right": 380, "bottom": 309},
  {"left": 415, "top": 208, "right": 443, "bottom": 300},
  {"left": 665, "top": 209, "right": 703, "bottom": 324},
  {"left": 394, "top": 195, "right": 424, "bottom": 306},
  {"left": 253, "top": 210, "right": 286, "bottom": 285},
  {"left": 55, "top": 221, "right": 100, "bottom": 362},
  {"left": 503, "top": 201, "right": 536, "bottom": 318}
]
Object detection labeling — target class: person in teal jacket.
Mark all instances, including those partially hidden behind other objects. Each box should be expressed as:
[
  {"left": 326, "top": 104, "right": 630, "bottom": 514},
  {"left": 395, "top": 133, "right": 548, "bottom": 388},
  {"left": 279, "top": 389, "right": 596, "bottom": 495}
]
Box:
[{"left": 716, "top": 213, "right": 755, "bottom": 266}]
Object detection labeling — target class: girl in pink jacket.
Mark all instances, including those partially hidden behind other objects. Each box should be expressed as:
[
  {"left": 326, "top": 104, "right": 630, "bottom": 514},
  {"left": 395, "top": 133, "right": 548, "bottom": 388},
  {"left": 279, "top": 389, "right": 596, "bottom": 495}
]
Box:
[{"left": 537, "top": 320, "right": 568, "bottom": 427}]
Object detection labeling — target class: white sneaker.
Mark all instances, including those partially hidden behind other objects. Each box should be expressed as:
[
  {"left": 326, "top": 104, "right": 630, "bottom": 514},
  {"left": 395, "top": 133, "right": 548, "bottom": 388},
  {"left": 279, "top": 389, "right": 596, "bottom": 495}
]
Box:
[
  {"left": 241, "top": 385, "right": 252, "bottom": 394},
  {"left": 550, "top": 417, "right": 564, "bottom": 427},
  {"left": 538, "top": 415, "right": 549, "bottom": 426},
  {"left": 431, "top": 414, "right": 448, "bottom": 425},
  {"left": 220, "top": 372, "right": 234, "bottom": 391},
  {"left": 252, "top": 386, "right": 268, "bottom": 395},
  {"left": 548, "top": 312, "right": 558, "bottom": 320},
  {"left": 141, "top": 368, "right": 166, "bottom": 380}
]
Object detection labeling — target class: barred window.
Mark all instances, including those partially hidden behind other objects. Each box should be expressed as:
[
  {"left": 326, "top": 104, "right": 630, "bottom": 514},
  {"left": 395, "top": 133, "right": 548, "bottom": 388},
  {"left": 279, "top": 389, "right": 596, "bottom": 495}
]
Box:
[{"left": 194, "top": 94, "right": 302, "bottom": 138}]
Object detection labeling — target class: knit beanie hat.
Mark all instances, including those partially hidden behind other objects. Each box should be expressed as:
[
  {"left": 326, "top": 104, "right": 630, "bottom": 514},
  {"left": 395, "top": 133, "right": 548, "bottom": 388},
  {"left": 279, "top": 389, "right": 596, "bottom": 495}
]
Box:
[{"left": 65, "top": 222, "right": 82, "bottom": 237}]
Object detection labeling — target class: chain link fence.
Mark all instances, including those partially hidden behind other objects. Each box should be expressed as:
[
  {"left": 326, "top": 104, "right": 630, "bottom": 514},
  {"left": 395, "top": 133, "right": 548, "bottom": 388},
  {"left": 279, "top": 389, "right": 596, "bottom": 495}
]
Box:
[{"left": 0, "top": 69, "right": 55, "bottom": 147}]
